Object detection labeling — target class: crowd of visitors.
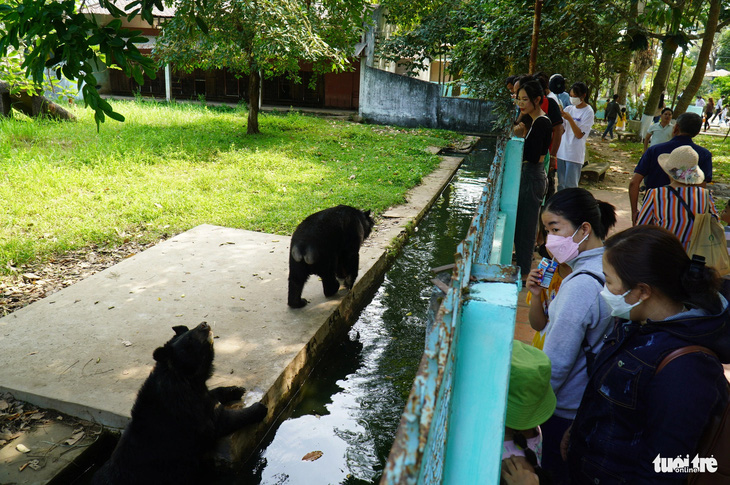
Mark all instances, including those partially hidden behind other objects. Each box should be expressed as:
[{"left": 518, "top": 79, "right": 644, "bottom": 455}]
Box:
[{"left": 503, "top": 75, "right": 730, "bottom": 484}]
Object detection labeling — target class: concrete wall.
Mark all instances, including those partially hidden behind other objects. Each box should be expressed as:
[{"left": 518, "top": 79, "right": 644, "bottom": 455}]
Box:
[{"left": 359, "top": 65, "right": 496, "bottom": 134}]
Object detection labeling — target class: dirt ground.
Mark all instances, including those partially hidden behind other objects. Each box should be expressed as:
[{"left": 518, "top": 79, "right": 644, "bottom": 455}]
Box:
[
  {"left": 0, "top": 239, "right": 162, "bottom": 317},
  {"left": 581, "top": 132, "right": 639, "bottom": 192}
]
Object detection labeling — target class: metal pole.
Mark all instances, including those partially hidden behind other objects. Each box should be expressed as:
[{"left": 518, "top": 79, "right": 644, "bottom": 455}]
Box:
[{"left": 165, "top": 64, "right": 172, "bottom": 102}]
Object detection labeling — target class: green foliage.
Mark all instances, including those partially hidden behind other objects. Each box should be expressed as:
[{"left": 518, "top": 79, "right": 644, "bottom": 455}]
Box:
[
  {"left": 712, "top": 76, "right": 730, "bottom": 97},
  {"left": 0, "top": 0, "right": 159, "bottom": 128},
  {"left": 378, "top": 0, "right": 632, "bottom": 108},
  {"left": 717, "top": 29, "right": 730, "bottom": 70},
  {"left": 0, "top": 100, "right": 463, "bottom": 269}
]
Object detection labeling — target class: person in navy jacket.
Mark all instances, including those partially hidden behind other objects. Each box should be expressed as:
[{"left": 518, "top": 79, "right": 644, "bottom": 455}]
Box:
[{"left": 566, "top": 225, "right": 730, "bottom": 484}]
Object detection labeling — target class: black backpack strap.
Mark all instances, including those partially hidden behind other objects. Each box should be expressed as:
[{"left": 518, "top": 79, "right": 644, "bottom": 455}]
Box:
[
  {"left": 572, "top": 271, "right": 606, "bottom": 375},
  {"left": 666, "top": 186, "right": 695, "bottom": 221},
  {"left": 573, "top": 270, "right": 604, "bottom": 286}
]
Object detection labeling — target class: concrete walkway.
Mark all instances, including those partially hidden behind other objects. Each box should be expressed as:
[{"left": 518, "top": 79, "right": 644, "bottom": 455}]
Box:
[{"left": 0, "top": 152, "right": 465, "bottom": 462}]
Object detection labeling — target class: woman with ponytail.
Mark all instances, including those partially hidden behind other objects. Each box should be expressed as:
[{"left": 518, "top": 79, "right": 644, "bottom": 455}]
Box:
[
  {"left": 529, "top": 188, "right": 617, "bottom": 483},
  {"left": 566, "top": 225, "right": 730, "bottom": 483}
]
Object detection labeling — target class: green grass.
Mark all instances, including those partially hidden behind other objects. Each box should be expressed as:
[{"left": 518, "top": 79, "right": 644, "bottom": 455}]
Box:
[
  {"left": 0, "top": 100, "right": 463, "bottom": 270},
  {"left": 613, "top": 135, "right": 730, "bottom": 182},
  {"left": 591, "top": 120, "right": 730, "bottom": 182}
]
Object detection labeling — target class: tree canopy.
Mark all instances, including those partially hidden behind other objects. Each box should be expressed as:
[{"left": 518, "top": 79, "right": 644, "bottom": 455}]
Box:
[
  {"left": 0, "top": 0, "right": 366, "bottom": 132},
  {"left": 0, "top": 0, "right": 160, "bottom": 127},
  {"left": 154, "top": 0, "right": 367, "bottom": 134},
  {"left": 1, "top": 0, "right": 729, "bottom": 130},
  {"left": 377, "top": 0, "right": 730, "bottom": 121}
]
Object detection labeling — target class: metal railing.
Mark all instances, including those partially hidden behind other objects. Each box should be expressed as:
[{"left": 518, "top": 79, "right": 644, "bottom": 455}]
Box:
[{"left": 381, "top": 135, "right": 524, "bottom": 484}]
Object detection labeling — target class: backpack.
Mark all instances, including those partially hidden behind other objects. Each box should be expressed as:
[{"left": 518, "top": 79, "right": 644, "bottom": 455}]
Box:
[
  {"left": 667, "top": 186, "right": 730, "bottom": 276},
  {"left": 656, "top": 346, "right": 730, "bottom": 484}
]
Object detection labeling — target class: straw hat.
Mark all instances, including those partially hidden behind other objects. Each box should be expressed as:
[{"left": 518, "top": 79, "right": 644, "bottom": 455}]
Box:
[
  {"left": 506, "top": 341, "right": 557, "bottom": 431},
  {"left": 658, "top": 145, "right": 705, "bottom": 185}
]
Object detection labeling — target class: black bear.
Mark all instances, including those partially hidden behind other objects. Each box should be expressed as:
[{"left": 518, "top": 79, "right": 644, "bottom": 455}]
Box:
[
  {"left": 288, "top": 205, "right": 374, "bottom": 308},
  {"left": 92, "top": 322, "right": 267, "bottom": 485}
]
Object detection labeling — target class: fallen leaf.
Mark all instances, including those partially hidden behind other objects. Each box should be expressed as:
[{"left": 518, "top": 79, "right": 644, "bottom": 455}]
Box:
[
  {"left": 121, "top": 340, "right": 132, "bottom": 347},
  {"left": 1, "top": 431, "right": 21, "bottom": 441},
  {"left": 302, "top": 450, "right": 323, "bottom": 461},
  {"left": 65, "top": 431, "right": 85, "bottom": 446},
  {"left": 0, "top": 400, "right": 8, "bottom": 411},
  {"left": 16, "top": 443, "right": 30, "bottom": 453}
]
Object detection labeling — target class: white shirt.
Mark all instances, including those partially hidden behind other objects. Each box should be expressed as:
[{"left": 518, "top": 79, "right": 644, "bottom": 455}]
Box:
[
  {"left": 547, "top": 91, "right": 562, "bottom": 109},
  {"left": 556, "top": 105, "right": 594, "bottom": 165},
  {"left": 717, "top": 98, "right": 723, "bottom": 110},
  {"left": 696, "top": 98, "right": 706, "bottom": 107},
  {"left": 647, "top": 121, "right": 675, "bottom": 147}
]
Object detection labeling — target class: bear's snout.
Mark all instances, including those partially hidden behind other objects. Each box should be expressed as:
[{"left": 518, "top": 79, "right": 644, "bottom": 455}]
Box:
[{"left": 193, "top": 321, "right": 213, "bottom": 344}]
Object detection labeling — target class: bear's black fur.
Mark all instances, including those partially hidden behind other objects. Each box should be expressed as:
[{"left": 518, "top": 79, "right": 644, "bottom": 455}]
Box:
[
  {"left": 288, "top": 205, "right": 374, "bottom": 308},
  {"left": 92, "top": 322, "right": 267, "bottom": 485}
]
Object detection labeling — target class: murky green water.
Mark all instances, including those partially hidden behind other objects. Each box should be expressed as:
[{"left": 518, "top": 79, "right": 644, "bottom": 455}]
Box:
[{"left": 227, "top": 138, "right": 497, "bottom": 485}]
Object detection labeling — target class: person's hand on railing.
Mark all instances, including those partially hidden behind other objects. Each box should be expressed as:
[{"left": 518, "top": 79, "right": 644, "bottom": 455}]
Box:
[{"left": 513, "top": 121, "right": 527, "bottom": 138}]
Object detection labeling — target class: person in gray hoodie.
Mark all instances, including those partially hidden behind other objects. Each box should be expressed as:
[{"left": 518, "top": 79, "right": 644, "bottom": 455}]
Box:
[{"left": 536, "top": 188, "right": 617, "bottom": 483}]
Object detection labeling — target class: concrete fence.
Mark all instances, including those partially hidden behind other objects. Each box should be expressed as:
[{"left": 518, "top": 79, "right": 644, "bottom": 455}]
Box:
[{"left": 359, "top": 66, "right": 496, "bottom": 134}]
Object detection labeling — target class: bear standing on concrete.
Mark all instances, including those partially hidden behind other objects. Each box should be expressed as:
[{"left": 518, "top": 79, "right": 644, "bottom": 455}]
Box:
[
  {"left": 288, "top": 205, "right": 374, "bottom": 308},
  {"left": 92, "top": 322, "right": 267, "bottom": 485}
]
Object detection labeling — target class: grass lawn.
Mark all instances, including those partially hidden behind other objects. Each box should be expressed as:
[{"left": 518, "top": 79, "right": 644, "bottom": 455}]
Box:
[
  {"left": 591, "top": 122, "right": 730, "bottom": 182},
  {"left": 607, "top": 134, "right": 730, "bottom": 181},
  {"left": 0, "top": 100, "right": 463, "bottom": 271}
]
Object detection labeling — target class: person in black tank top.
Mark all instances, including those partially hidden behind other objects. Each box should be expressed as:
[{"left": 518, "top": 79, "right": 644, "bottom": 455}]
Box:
[{"left": 513, "top": 79, "right": 552, "bottom": 282}]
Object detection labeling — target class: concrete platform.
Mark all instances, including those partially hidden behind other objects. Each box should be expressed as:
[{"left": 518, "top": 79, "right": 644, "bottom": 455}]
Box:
[{"left": 0, "top": 154, "right": 465, "bottom": 463}]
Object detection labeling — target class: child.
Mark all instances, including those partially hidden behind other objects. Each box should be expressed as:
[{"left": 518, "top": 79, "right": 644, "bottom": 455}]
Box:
[
  {"left": 502, "top": 340, "right": 556, "bottom": 482},
  {"left": 616, "top": 107, "right": 626, "bottom": 130}
]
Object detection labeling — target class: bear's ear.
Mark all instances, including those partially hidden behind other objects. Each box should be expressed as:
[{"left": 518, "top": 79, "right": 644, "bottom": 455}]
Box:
[
  {"left": 153, "top": 346, "right": 172, "bottom": 363},
  {"left": 172, "top": 325, "right": 189, "bottom": 336}
]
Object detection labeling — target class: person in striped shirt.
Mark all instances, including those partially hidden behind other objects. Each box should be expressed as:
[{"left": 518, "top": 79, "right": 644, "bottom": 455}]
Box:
[
  {"left": 636, "top": 145, "right": 718, "bottom": 250},
  {"left": 720, "top": 204, "right": 730, "bottom": 256}
]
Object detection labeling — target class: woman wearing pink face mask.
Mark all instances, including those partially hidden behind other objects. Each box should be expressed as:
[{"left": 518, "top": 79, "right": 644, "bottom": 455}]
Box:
[{"left": 531, "top": 187, "right": 617, "bottom": 483}]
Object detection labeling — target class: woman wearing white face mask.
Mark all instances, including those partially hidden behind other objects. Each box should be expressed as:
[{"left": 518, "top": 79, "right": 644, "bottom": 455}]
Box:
[
  {"left": 556, "top": 82, "right": 594, "bottom": 191},
  {"left": 536, "top": 188, "right": 617, "bottom": 483},
  {"left": 565, "top": 225, "right": 730, "bottom": 484}
]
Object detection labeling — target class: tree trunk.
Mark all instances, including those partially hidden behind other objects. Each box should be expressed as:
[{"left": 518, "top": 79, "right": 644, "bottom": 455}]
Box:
[
  {"left": 640, "top": 36, "right": 677, "bottom": 135},
  {"left": 670, "top": 50, "right": 687, "bottom": 108},
  {"left": 642, "top": 38, "right": 676, "bottom": 118},
  {"left": 0, "top": 81, "right": 76, "bottom": 120},
  {"left": 673, "top": 0, "right": 722, "bottom": 117},
  {"left": 615, "top": 0, "right": 639, "bottom": 105},
  {"left": 247, "top": 70, "right": 261, "bottom": 135},
  {"left": 0, "top": 90, "right": 11, "bottom": 117},
  {"left": 529, "top": 0, "right": 544, "bottom": 74},
  {"left": 616, "top": 68, "right": 630, "bottom": 105}
]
